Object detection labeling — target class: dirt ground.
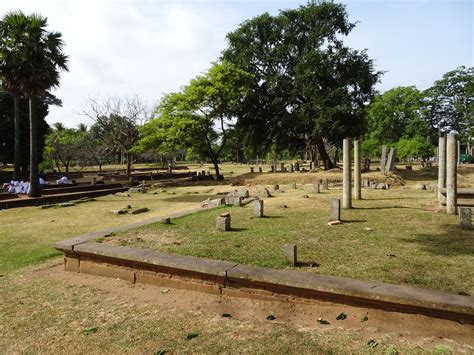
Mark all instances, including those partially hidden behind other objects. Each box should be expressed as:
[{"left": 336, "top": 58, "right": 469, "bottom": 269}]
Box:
[{"left": 29, "top": 262, "right": 474, "bottom": 353}]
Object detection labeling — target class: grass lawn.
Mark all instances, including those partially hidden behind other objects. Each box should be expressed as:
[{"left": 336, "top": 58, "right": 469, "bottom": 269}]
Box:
[{"left": 100, "top": 186, "right": 474, "bottom": 295}]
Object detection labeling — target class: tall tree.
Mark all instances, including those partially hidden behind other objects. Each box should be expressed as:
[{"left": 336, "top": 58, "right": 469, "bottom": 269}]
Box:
[
  {"left": 136, "top": 62, "right": 253, "bottom": 179},
  {"left": 83, "top": 95, "right": 148, "bottom": 177},
  {"left": 222, "top": 2, "right": 381, "bottom": 169},
  {"left": 0, "top": 11, "right": 68, "bottom": 196}
]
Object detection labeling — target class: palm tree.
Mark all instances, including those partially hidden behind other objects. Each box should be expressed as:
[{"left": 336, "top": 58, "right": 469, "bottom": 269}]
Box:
[
  {"left": 0, "top": 11, "right": 30, "bottom": 181},
  {"left": 0, "top": 11, "right": 69, "bottom": 197}
]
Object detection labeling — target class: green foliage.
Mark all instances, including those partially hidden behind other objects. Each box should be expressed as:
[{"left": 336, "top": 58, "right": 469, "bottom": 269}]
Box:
[
  {"left": 366, "top": 86, "right": 425, "bottom": 146},
  {"left": 423, "top": 66, "right": 474, "bottom": 144},
  {"left": 137, "top": 62, "right": 254, "bottom": 177},
  {"left": 43, "top": 124, "right": 83, "bottom": 172},
  {"left": 396, "top": 136, "right": 435, "bottom": 159},
  {"left": 222, "top": 2, "right": 381, "bottom": 166}
]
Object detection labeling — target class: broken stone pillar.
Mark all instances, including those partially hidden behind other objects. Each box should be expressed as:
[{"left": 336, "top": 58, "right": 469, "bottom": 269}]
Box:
[
  {"left": 292, "top": 183, "right": 297, "bottom": 189},
  {"left": 273, "top": 184, "right": 279, "bottom": 191},
  {"left": 290, "top": 164, "right": 294, "bottom": 173},
  {"left": 263, "top": 188, "right": 272, "bottom": 197},
  {"left": 258, "top": 167, "right": 263, "bottom": 173},
  {"left": 162, "top": 217, "right": 171, "bottom": 224},
  {"left": 271, "top": 165, "right": 275, "bottom": 173},
  {"left": 295, "top": 162, "right": 300, "bottom": 171},
  {"left": 343, "top": 138, "right": 352, "bottom": 209},
  {"left": 91, "top": 177, "right": 96, "bottom": 186},
  {"left": 438, "top": 135, "right": 447, "bottom": 206},
  {"left": 313, "top": 184, "right": 320, "bottom": 193},
  {"left": 282, "top": 244, "right": 297, "bottom": 266},
  {"left": 250, "top": 167, "right": 254, "bottom": 173},
  {"left": 322, "top": 178, "right": 329, "bottom": 190},
  {"left": 329, "top": 198, "right": 341, "bottom": 221},
  {"left": 354, "top": 140, "right": 361, "bottom": 200},
  {"left": 380, "top": 145, "right": 387, "bottom": 174},
  {"left": 280, "top": 162, "right": 285, "bottom": 172},
  {"left": 385, "top": 147, "right": 397, "bottom": 172},
  {"left": 216, "top": 213, "right": 231, "bottom": 231},
  {"left": 253, "top": 199, "right": 264, "bottom": 217},
  {"left": 459, "top": 207, "right": 472, "bottom": 229},
  {"left": 446, "top": 133, "right": 457, "bottom": 214},
  {"left": 309, "top": 161, "right": 313, "bottom": 171}
]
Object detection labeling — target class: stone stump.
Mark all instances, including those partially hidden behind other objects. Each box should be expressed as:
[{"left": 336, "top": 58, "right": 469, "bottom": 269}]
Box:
[
  {"left": 280, "top": 163, "right": 285, "bottom": 172},
  {"left": 329, "top": 198, "right": 341, "bottom": 221},
  {"left": 295, "top": 162, "right": 300, "bottom": 171},
  {"left": 250, "top": 167, "right": 254, "bottom": 173},
  {"left": 459, "top": 207, "right": 472, "bottom": 229},
  {"left": 313, "top": 184, "right": 320, "bottom": 193},
  {"left": 282, "top": 244, "right": 297, "bottom": 266},
  {"left": 253, "top": 200, "right": 264, "bottom": 217},
  {"left": 322, "top": 178, "right": 329, "bottom": 190},
  {"left": 273, "top": 184, "right": 279, "bottom": 191},
  {"left": 258, "top": 167, "right": 263, "bottom": 173},
  {"left": 290, "top": 164, "right": 294, "bottom": 173},
  {"left": 216, "top": 213, "right": 231, "bottom": 231}
]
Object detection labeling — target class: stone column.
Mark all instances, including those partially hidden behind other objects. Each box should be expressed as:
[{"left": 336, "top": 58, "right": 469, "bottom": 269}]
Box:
[
  {"left": 280, "top": 162, "right": 285, "bottom": 172},
  {"left": 329, "top": 198, "right": 341, "bottom": 221},
  {"left": 380, "top": 145, "right": 387, "bottom": 174},
  {"left": 438, "top": 135, "right": 446, "bottom": 205},
  {"left": 253, "top": 200, "right": 264, "bottom": 218},
  {"left": 343, "top": 138, "right": 352, "bottom": 209},
  {"left": 459, "top": 207, "right": 472, "bottom": 229},
  {"left": 354, "top": 140, "right": 361, "bottom": 200},
  {"left": 91, "top": 177, "right": 96, "bottom": 186},
  {"left": 446, "top": 133, "right": 457, "bottom": 214}
]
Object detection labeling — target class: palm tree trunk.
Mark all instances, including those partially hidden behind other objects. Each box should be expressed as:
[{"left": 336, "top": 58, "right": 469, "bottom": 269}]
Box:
[
  {"left": 28, "top": 96, "right": 40, "bottom": 197},
  {"left": 13, "top": 95, "right": 21, "bottom": 181}
]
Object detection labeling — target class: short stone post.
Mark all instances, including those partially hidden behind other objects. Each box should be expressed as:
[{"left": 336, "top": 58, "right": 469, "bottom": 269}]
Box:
[
  {"left": 292, "top": 182, "right": 297, "bottom": 189},
  {"left": 258, "top": 167, "right": 263, "bottom": 173},
  {"left": 446, "top": 134, "right": 457, "bottom": 214},
  {"left": 253, "top": 200, "right": 264, "bottom": 217},
  {"left": 380, "top": 145, "right": 387, "bottom": 174},
  {"left": 250, "top": 167, "right": 255, "bottom": 173},
  {"left": 273, "top": 184, "right": 279, "bottom": 191},
  {"left": 290, "top": 164, "right": 294, "bottom": 173},
  {"left": 329, "top": 198, "right": 341, "bottom": 221},
  {"left": 309, "top": 161, "right": 313, "bottom": 171},
  {"left": 354, "top": 140, "right": 361, "bottom": 200},
  {"left": 282, "top": 244, "right": 297, "bottom": 266},
  {"left": 295, "top": 162, "right": 300, "bottom": 171},
  {"left": 271, "top": 165, "right": 275, "bottom": 173},
  {"left": 280, "top": 162, "right": 285, "bottom": 172},
  {"left": 91, "top": 177, "right": 96, "bottom": 186},
  {"left": 162, "top": 217, "right": 171, "bottom": 224},
  {"left": 459, "top": 207, "right": 472, "bottom": 229},
  {"left": 438, "top": 136, "right": 446, "bottom": 205},
  {"left": 322, "top": 178, "right": 329, "bottom": 190},
  {"left": 313, "top": 184, "right": 320, "bottom": 193},
  {"left": 216, "top": 213, "right": 231, "bottom": 231},
  {"left": 343, "top": 138, "right": 352, "bottom": 209}
]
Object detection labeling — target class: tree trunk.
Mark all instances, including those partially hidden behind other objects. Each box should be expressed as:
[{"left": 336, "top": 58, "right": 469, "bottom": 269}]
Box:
[
  {"left": 28, "top": 96, "right": 40, "bottom": 197},
  {"left": 316, "top": 137, "right": 335, "bottom": 170},
  {"left": 126, "top": 151, "right": 132, "bottom": 178},
  {"left": 13, "top": 95, "right": 21, "bottom": 181},
  {"left": 212, "top": 159, "right": 223, "bottom": 180}
]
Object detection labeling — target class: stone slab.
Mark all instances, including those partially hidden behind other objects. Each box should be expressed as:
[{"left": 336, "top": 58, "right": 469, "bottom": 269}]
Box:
[{"left": 74, "top": 242, "right": 238, "bottom": 278}]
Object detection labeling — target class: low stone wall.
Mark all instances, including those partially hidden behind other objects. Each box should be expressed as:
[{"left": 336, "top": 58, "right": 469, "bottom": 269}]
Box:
[{"left": 55, "top": 238, "right": 474, "bottom": 324}]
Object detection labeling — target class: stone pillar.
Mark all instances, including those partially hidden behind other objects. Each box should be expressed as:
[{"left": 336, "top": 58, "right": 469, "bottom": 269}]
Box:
[
  {"left": 273, "top": 184, "right": 279, "bottom": 191},
  {"left": 258, "top": 167, "right": 263, "bottom": 173},
  {"left": 290, "top": 164, "right": 294, "bottom": 173},
  {"left": 459, "top": 207, "right": 472, "bottom": 229},
  {"left": 343, "top": 138, "right": 352, "bottom": 209},
  {"left": 354, "top": 140, "right": 361, "bottom": 200},
  {"left": 313, "top": 184, "right": 320, "bottom": 193},
  {"left": 322, "top": 178, "right": 329, "bottom": 190},
  {"left": 250, "top": 167, "right": 254, "bottom": 173},
  {"left": 253, "top": 200, "right": 264, "bottom": 217},
  {"left": 282, "top": 244, "right": 297, "bottom": 266},
  {"left": 271, "top": 165, "right": 275, "bottom": 173},
  {"left": 292, "top": 182, "right": 297, "bottom": 189},
  {"left": 446, "top": 134, "right": 457, "bottom": 214},
  {"left": 438, "top": 135, "right": 446, "bottom": 205},
  {"left": 309, "top": 161, "right": 313, "bottom": 171},
  {"left": 385, "top": 147, "right": 397, "bottom": 172},
  {"left": 280, "top": 162, "right": 285, "bottom": 172},
  {"left": 91, "top": 177, "right": 96, "bottom": 186},
  {"left": 216, "top": 213, "right": 231, "bottom": 231},
  {"left": 380, "top": 145, "right": 387, "bottom": 174},
  {"left": 294, "top": 162, "right": 300, "bottom": 171},
  {"left": 329, "top": 198, "right": 341, "bottom": 221}
]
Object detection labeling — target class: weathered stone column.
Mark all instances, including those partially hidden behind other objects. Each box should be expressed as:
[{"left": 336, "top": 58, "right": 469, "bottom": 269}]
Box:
[
  {"left": 354, "top": 140, "right": 361, "bottom": 200},
  {"left": 380, "top": 145, "right": 387, "bottom": 174},
  {"left": 343, "top": 138, "right": 352, "bottom": 209},
  {"left": 446, "top": 133, "right": 457, "bottom": 214},
  {"left": 438, "top": 135, "right": 446, "bottom": 205}
]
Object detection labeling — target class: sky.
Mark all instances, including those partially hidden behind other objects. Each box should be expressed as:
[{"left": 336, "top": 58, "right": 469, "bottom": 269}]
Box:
[{"left": 1, "top": 0, "right": 473, "bottom": 127}]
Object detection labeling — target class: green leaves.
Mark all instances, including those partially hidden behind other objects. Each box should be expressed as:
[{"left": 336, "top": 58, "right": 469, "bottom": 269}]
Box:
[{"left": 336, "top": 312, "right": 347, "bottom": 320}]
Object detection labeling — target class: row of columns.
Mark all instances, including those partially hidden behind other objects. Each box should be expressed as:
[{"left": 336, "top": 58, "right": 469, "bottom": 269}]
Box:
[{"left": 342, "top": 138, "right": 362, "bottom": 209}]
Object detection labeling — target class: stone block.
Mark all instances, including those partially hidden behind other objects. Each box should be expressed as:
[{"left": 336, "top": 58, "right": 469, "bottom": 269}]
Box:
[
  {"left": 253, "top": 199, "right": 264, "bottom": 217},
  {"left": 313, "top": 184, "right": 320, "bottom": 193},
  {"left": 258, "top": 167, "right": 263, "bottom": 173},
  {"left": 216, "top": 213, "right": 231, "bottom": 231},
  {"left": 64, "top": 257, "right": 80, "bottom": 272},
  {"left": 282, "top": 244, "right": 297, "bottom": 266},
  {"left": 131, "top": 207, "right": 149, "bottom": 214},
  {"left": 459, "top": 207, "right": 472, "bottom": 229},
  {"left": 250, "top": 167, "right": 254, "bottom": 173},
  {"left": 162, "top": 217, "right": 171, "bottom": 224},
  {"left": 79, "top": 260, "right": 135, "bottom": 283},
  {"left": 329, "top": 198, "right": 341, "bottom": 222}
]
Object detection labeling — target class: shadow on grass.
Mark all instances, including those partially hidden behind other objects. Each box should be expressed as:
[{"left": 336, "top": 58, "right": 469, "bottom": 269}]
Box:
[
  {"left": 363, "top": 197, "right": 421, "bottom": 201},
  {"left": 261, "top": 215, "right": 284, "bottom": 219},
  {"left": 341, "top": 219, "right": 367, "bottom": 223},
  {"left": 401, "top": 224, "right": 474, "bottom": 256},
  {"left": 229, "top": 228, "right": 249, "bottom": 232},
  {"left": 354, "top": 206, "right": 409, "bottom": 210}
]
